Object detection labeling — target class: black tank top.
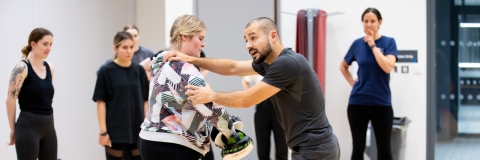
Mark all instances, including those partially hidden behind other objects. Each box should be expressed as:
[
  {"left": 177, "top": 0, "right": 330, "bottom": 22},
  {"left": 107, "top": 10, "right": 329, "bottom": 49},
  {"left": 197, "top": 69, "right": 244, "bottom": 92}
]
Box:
[{"left": 18, "top": 60, "right": 55, "bottom": 115}]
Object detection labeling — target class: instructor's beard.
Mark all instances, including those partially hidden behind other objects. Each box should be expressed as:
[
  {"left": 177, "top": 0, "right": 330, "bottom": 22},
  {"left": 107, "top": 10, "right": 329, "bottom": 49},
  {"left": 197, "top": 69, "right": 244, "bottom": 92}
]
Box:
[{"left": 251, "top": 43, "right": 273, "bottom": 64}]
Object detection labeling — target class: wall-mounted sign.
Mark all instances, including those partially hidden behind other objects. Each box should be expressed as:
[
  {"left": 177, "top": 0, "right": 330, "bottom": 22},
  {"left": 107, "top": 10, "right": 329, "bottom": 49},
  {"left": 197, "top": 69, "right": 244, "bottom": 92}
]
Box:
[{"left": 397, "top": 50, "right": 418, "bottom": 63}]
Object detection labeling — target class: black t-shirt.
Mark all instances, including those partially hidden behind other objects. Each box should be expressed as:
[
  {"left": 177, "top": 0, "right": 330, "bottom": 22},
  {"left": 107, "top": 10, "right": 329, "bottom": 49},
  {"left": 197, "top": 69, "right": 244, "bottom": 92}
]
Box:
[
  {"left": 92, "top": 61, "right": 149, "bottom": 144},
  {"left": 97, "top": 46, "right": 155, "bottom": 74},
  {"left": 252, "top": 48, "right": 332, "bottom": 148}
]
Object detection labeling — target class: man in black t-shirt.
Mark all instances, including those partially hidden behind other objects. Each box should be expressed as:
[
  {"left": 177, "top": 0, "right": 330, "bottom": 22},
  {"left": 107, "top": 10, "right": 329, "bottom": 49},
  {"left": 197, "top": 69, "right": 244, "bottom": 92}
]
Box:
[{"left": 163, "top": 17, "right": 340, "bottom": 160}]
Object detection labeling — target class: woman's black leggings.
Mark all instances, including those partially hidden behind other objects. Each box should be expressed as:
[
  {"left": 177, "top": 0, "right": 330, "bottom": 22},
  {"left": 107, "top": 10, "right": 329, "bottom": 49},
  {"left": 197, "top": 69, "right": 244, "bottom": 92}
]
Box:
[
  {"left": 105, "top": 143, "right": 141, "bottom": 160},
  {"left": 347, "top": 105, "right": 393, "bottom": 160},
  {"left": 15, "top": 111, "right": 57, "bottom": 160},
  {"left": 138, "top": 138, "right": 202, "bottom": 160}
]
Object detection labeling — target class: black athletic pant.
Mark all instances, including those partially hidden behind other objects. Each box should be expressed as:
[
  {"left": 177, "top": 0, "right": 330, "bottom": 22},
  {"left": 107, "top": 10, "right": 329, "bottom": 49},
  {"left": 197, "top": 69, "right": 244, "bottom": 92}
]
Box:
[
  {"left": 347, "top": 105, "right": 393, "bottom": 160},
  {"left": 123, "top": 148, "right": 133, "bottom": 160},
  {"left": 254, "top": 98, "right": 288, "bottom": 160},
  {"left": 138, "top": 138, "right": 202, "bottom": 160},
  {"left": 105, "top": 143, "right": 141, "bottom": 160},
  {"left": 15, "top": 111, "right": 57, "bottom": 160}
]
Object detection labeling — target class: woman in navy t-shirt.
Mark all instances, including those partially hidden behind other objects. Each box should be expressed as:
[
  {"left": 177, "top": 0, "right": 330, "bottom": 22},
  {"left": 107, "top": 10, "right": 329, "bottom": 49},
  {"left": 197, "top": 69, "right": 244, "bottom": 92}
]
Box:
[{"left": 340, "top": 8, "right": 398, "bottom": 160}]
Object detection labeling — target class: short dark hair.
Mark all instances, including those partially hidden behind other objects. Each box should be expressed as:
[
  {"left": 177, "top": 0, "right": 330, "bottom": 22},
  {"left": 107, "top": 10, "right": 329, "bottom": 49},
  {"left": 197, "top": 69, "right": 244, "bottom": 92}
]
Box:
[
  {"left": 362, "top": 8, "right": 382, "bottom": 21},
  {"left": 245, "top": 17, "right": 279, "bottom": 36}
]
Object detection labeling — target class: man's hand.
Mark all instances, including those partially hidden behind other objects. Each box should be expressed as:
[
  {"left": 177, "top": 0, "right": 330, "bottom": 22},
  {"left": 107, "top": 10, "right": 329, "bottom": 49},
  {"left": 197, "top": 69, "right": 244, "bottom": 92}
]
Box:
[
  {"left": 162, "top": 50, "right": 192, "bottom": 63},
  {"left": 185, "top": 83, "right": 214, "bottom": 105}
]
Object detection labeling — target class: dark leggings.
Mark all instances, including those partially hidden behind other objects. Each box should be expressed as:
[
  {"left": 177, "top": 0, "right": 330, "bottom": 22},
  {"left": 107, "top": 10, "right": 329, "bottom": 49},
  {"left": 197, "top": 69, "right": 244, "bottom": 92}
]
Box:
[
  {"left": 347, "top": 105, "right": 393, "bottom": 160},
  {"left": 105, "top": 143, "right": 141, "bottom": 160},
  {"left": 15, "top": 111, "right": 57, "bottom": 160},
  {"left": 138, "top": 138, "right": 202, "bottom": 160}
]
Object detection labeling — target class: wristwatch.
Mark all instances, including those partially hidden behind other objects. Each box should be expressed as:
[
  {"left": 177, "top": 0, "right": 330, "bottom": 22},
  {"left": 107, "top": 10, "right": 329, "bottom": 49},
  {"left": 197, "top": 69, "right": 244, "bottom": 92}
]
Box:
[
  {"left": 100, "top": 132, "right": 108, "bottom": 136},
  {"left": 370, "top": 44, "right": 377, "bottom": 49}
]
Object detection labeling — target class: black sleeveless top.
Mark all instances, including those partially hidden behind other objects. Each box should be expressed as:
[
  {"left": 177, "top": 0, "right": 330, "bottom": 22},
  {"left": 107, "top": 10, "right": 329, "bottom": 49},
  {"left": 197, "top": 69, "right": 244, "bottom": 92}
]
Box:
[{"left": 18, "top": 60, "right": 55, "bottom": 115}]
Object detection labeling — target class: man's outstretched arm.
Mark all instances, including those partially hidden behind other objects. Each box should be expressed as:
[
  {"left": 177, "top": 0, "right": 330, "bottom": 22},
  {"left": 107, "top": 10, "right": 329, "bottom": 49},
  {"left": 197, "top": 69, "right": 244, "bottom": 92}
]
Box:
[
  {"left": 164, "top": 51, "right": 257, "bottom": 76},
  {"left": 186, "top": 81, "right": 280, "bottom": 108},
  {"left": 186, "top": 55, "right": 301, "bottom": 108}
]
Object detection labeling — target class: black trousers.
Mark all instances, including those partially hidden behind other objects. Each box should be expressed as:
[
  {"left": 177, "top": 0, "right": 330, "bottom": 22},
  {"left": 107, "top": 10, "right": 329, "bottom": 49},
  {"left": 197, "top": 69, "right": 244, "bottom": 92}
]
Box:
[
  {"left": 347, "top": 105, "right": 393, "bottom": 160},
  {"left": 15, "top": 111, "right": 57, "bottom": 160},
  {"left": 254, "top": 99, "right": 288, "bottom": 160},
  {"left": 138, "top": 138, "right": 203, "bottom": 160}
]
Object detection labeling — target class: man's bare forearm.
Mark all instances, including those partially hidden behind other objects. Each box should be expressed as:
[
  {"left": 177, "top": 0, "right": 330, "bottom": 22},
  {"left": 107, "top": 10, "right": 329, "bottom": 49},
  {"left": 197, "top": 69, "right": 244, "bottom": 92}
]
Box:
[
  {"left": 211, "top": 91, "right": 251, "bottom": 108},
  {"left": 188, "top": 57, "right": 238, "bottom": 76}
]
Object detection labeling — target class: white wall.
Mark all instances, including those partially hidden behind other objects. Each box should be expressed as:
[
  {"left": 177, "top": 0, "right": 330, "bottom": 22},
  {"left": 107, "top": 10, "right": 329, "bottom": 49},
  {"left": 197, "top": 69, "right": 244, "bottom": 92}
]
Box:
[
  {"left": 280, "top": 0, "right": 427, "bottom": 160},
  {"left": 136, "top": 0, "right": 193, "bottom": 53},
  {"left": 0, "top": 0, "right": 135, "bottom": 159},
  {"left": 137, "top": 0, "right": 166, "bottom": 52},
  {"left": 164, "top": 0, "right": 194, "bottom": 47}
]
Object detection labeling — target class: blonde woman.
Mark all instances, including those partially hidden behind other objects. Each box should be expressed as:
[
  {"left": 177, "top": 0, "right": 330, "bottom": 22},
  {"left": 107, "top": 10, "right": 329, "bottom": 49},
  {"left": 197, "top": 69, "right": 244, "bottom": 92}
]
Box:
[{"left": 138, "top": 15, "right": 253, "bottom": 160}]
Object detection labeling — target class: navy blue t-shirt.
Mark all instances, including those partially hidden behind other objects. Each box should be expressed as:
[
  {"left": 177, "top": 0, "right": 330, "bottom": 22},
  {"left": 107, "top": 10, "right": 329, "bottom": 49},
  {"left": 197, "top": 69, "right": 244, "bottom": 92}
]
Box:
[{"left": 344, "top": 36, "right": 398, "bottom": 106}]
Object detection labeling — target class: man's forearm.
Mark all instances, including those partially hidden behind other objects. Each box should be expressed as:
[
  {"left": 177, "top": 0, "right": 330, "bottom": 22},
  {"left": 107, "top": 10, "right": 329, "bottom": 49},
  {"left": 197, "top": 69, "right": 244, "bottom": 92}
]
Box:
[
  {"left": 211, "top": 91, "right": 251, "bottom": 108},
  {"left": 189, "top": 57, "right": 237, "bottom": 76}
]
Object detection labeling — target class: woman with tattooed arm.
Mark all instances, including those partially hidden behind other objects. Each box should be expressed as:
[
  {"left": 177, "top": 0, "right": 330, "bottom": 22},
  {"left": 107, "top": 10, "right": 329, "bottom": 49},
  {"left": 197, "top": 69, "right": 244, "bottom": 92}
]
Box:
[{"left": 6, "top": 28, "right": 57, "bottom": 160}]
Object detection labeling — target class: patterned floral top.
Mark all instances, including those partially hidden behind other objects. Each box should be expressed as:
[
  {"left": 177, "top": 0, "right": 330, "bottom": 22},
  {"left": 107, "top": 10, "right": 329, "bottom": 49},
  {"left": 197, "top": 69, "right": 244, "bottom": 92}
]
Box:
[{"left": 139, "top": 52, "right": 234, "bottom": 155}]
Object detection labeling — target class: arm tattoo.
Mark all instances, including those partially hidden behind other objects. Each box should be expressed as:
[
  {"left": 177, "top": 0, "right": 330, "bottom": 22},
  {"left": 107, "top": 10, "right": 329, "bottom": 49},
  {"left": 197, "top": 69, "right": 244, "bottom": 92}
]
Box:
[
  {"left": 9, "top": 63, "right": 26, "bottom": 98},
  {"left": 9, "top": 84, "right": 22, "bottom": 98}
]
